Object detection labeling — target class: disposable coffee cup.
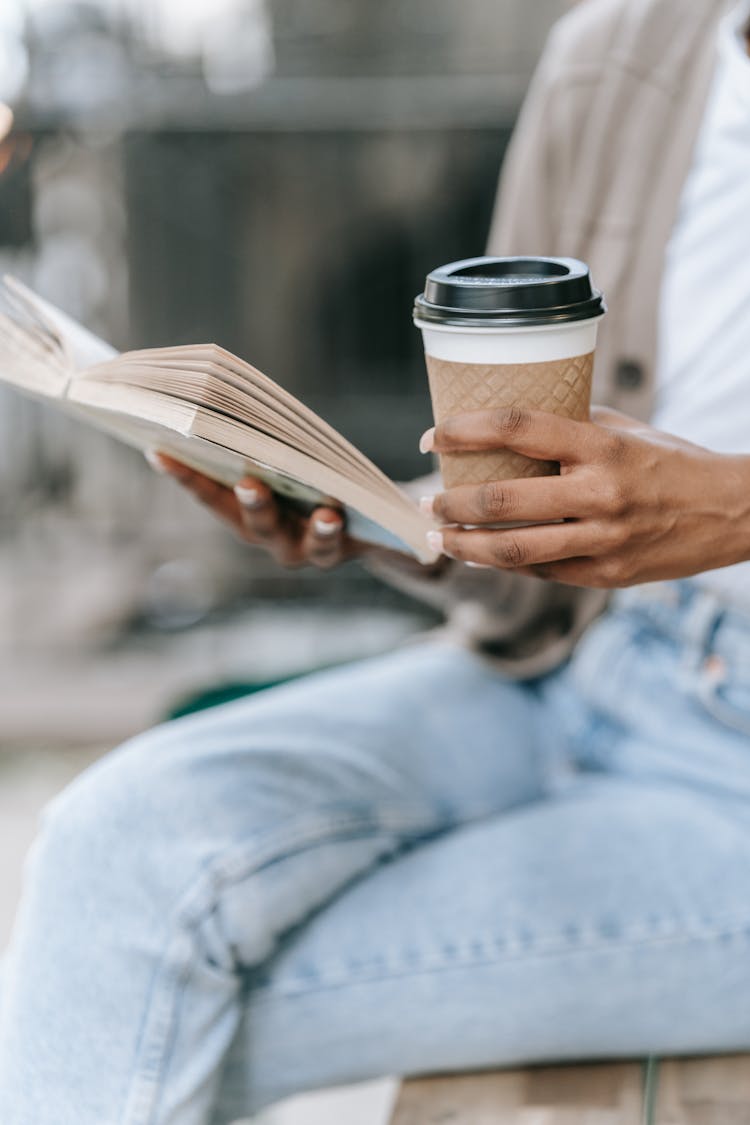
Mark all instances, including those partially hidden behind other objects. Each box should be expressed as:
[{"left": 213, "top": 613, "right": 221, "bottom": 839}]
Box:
[{"left": 414, "top": 256, "right": 606, "bottom": 489}]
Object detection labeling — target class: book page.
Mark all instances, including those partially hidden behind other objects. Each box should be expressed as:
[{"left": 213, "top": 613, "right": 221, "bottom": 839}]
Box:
[
  {"left": 0, "top": 280, "right": 72, "bottom": 398},
  {"left": 4, "top": 277, "right": 117, "bottom": 369},
  {"left": 0, "top": 277, "right": 439, "bottom": 562}
]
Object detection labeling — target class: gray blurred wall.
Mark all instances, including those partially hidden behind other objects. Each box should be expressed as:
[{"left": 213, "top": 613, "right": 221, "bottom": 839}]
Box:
[{"left": 0, "top": 0, "right": 567, "bottom": 698}]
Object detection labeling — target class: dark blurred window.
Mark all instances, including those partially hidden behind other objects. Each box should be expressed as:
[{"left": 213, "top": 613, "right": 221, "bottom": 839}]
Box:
[
  {"left": 0, "top": 134, "right": 32, "bottom": 247},
  {"left": 125, "top": 124, "right": 510, "bottom": 480}
]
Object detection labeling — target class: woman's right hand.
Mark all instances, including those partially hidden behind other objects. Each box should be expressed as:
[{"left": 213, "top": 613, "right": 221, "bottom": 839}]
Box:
[{"left": 146, "top": 451, "right": 364, "bottom": 570}]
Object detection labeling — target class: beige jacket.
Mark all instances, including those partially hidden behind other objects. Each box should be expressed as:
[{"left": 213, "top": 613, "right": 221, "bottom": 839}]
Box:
[{"left": 372, "top": 0, "right": 731, "bottom": 678}]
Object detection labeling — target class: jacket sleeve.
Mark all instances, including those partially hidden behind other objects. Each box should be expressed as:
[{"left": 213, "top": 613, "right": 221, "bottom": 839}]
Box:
[{"left": 488, "top": 0, "right": 622, "bottom": 257}]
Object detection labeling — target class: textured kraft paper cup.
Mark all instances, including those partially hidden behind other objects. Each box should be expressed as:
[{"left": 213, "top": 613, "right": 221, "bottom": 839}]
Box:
[{"left": 414, "top": 256, "right": 606, "bottom": 489}]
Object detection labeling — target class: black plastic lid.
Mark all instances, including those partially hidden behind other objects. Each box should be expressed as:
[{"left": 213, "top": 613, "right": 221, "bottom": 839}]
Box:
[{"left": 414, "top": 256, "right": 605, "bottom": 328}]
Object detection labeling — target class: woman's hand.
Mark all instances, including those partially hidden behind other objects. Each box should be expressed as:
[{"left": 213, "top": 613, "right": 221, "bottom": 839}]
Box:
[
  {"left": 420, "top": 406, "right": 750, "bottom": 588},
  {"left": 146, "top": 452, "right": 364, "bottom": 570}
]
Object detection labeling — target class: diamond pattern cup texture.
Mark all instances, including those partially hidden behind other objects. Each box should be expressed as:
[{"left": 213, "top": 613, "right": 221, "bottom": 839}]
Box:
[{"left": 426, "top": 351, "right": 594, "bottom": 488}]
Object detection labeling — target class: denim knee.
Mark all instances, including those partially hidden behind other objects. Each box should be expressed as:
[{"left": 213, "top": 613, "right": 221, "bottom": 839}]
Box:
[
  {"left": 24, "top": 725, "right": 201, "bottom": 928},
  {"left": 21, "top": 715, "right": 335, "bottom": 974}
]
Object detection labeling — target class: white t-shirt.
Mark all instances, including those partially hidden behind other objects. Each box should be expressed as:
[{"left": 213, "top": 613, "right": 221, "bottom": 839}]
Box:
[{"left": 653, "top": 0, "right": 750, "bottom": 604}]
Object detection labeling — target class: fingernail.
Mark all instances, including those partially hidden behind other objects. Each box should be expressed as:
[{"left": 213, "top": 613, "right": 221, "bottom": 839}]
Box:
[
  {"left": 426, "top": 530, "right": 444, "bottom": 554},
  {"left": 234, "top": 485, "right": 264, "bottom": 509},
  {"left": 419, "top": 495, "right": 435, "bottom": 516},
  {"left": 419, "top": 427, "right": 435, "bottom": 454},
  {"left": 145, "top": 450, "right": 168, "bottom": 474},
  {"left": 314, "top": 518, "right": 341, "bottom": 537},
  {"left": 465, "top": 561, "right": 491, "bottom": 569}
]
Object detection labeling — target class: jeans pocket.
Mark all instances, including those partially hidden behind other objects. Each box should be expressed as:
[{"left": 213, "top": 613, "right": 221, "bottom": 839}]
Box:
[
  {"left": 692, "top": 658, "right": 750, "bottom": 738},
  {"left": 569, "top": 609, "right": 637, "bottom": 707}
]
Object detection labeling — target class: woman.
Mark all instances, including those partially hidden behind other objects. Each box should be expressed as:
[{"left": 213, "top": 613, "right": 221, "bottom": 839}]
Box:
[{"left": 2, "top": 0, "right": 750, "bottom": 1121}]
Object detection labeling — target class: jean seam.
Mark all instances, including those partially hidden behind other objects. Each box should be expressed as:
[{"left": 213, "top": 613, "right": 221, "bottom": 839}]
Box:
[
  {"left": 121, "top": 805, "right": 440, "bottom": 1125},
  {"left": 248, "top": 916, "right": 750, "bottom": 1003}
]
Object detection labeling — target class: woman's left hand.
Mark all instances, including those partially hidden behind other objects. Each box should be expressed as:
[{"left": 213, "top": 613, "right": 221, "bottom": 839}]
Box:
[{"left": 421, "top": 406, "right": 750, "bottom": 588}]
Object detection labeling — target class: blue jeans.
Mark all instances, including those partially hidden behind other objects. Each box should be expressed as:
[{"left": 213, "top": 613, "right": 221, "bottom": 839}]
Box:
[{"left": 2, "top": 580, "right": 750, "bottom": 1124}]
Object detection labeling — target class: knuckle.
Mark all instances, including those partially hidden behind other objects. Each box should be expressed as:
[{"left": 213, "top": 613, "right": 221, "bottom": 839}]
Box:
[
  {"left": 595, "top": 477, "right": 629, "bottom": 517},
  {"left": 478, "top": 481, "right": 514, "bottom": 520},
  {"left": 493, "top": 536, "right": 526, "bottom": 568},
  {"left": 613, "top": 554, "right": 637, "bottom": 585},
  {"left": 603, "top": 432, "right": 628, "bottom": 466},
  {"left": 609, "top": 482, "right": 630, "bottom": 516},
  {"left": 596, "top": 557, "right": 628, "bottom": 587},
  {"left": 491, "top": 405, "right": 529, "bottom": 438},
  {"left": 606, "top": 521, "right": 631, "bottom": 550}
]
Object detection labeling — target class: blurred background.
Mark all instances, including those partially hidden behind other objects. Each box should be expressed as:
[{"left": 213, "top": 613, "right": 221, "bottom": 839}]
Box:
[{"left": 0, "top": 2, "right": 566, "bottom": 1118}]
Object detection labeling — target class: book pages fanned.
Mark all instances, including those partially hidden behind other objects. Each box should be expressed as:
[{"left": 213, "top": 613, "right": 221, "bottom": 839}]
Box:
[{"left": 0, "top": 276, "right": 439, "bottom": 562}]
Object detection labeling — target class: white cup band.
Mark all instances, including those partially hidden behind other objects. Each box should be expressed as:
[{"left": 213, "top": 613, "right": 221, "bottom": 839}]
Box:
[{"left": 415, "top": 315, "right": 604, "bottom": 364}]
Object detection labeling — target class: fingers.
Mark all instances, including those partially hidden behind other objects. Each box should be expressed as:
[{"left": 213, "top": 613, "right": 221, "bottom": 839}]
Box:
[
  {"left": 233, "top": 476, "right": 311, "bottom": 566},
  {"left": 231, "top": 478, "right": 350, "bottom": 570},
  {"left": 300, "top": 507, "right": 347, "bottom": 569},
  {"left": 513, "top": 558, "right": 603, "bottom": 587},
  {"left": 422, "top": 407, "right": 602, "bottom": 465},
  {"left": 149, "top": 452, "right": 240, "bottom": 525},
  {"left": 147, "top": 453, "right": 295, "bottom": 551},
  {"left": 233, "top": 477, "right": 284, "bottom": 540},
  {"left": 424, "top": 475, "right": 585, "bottom": 526},
  {"left": 433, "top": 521, "right": 612, "bottom": 570},
  {"left": 146, "top": 452, "right": 351, "bottom": 571}
]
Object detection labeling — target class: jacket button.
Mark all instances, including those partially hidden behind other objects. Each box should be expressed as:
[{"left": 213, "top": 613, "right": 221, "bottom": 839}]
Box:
[{"left": 615, "top": 359, "right": 645, "bottom": 390}]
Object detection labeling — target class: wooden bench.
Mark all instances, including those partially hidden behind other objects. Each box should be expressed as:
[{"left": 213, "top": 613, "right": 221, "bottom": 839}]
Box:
[{"left": 389, "top": 1056, "right": 750, "bottom": 1124}]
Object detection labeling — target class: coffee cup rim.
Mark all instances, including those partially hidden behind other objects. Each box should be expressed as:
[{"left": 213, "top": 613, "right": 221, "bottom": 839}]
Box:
[{"left": 413, "top": 313, "right": 606, "bottom": 335}]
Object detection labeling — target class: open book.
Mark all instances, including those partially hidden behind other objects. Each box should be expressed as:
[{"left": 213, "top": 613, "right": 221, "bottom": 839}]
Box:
[{"left": 0, "top": 278, "right": 439, "bottom": 563}]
